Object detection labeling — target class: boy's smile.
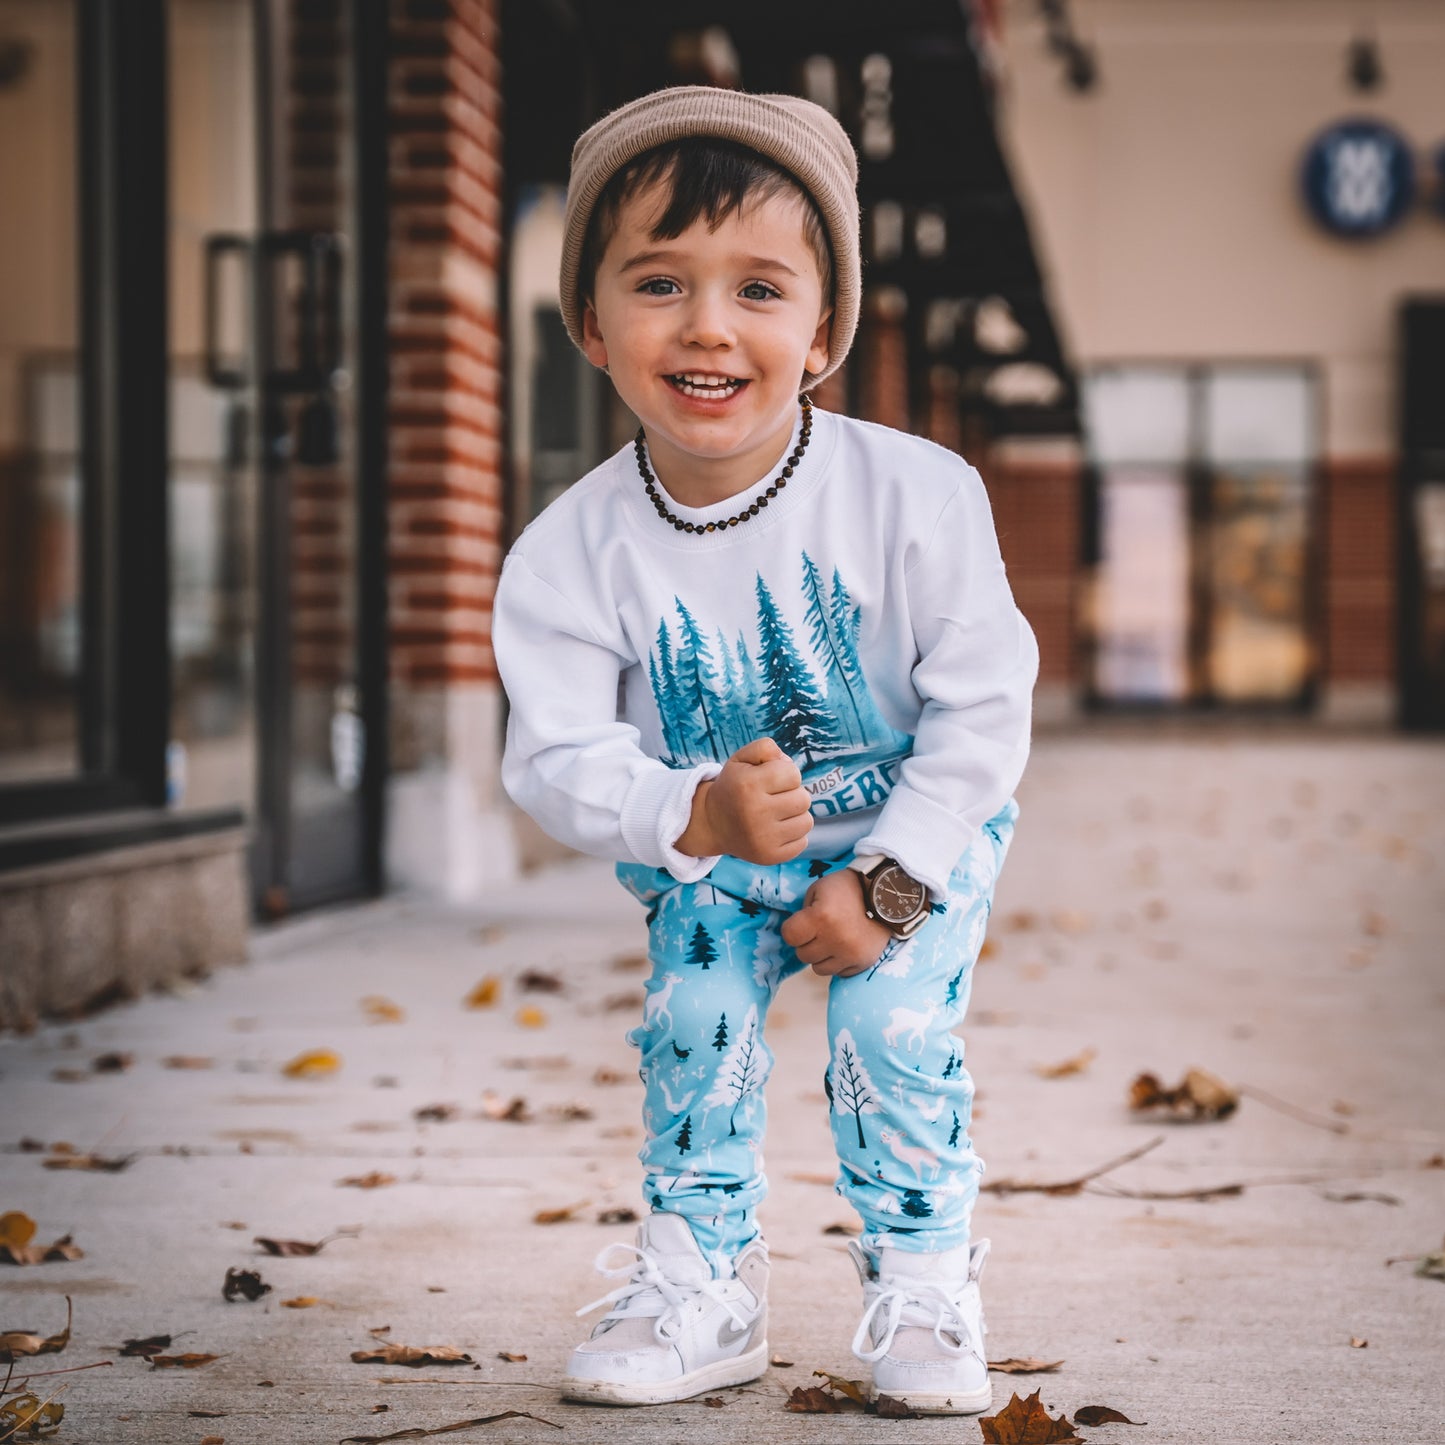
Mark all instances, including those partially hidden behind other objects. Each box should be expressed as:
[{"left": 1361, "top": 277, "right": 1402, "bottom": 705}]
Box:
[{"left": 581, "top": 180, "right": 832, "bottom": 510}]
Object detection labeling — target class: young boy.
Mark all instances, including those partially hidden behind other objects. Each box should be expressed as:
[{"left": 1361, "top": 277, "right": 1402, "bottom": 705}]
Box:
[{"left": 492, "top": 85, "right": 1037, "bottom": 1413}]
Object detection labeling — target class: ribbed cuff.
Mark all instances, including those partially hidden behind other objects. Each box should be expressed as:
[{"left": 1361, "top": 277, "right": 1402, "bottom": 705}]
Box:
[
  {"left": 619, "top": 761, "right": 723, "bottom": 883},
  {"left": 854, "top": 789, "right": 974, "bottom": 899}
]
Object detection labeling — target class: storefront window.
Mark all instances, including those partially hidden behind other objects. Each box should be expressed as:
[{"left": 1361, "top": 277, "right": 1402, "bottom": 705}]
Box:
[{"left": 0, "top": 0, "right": 80, "bottom": 784}]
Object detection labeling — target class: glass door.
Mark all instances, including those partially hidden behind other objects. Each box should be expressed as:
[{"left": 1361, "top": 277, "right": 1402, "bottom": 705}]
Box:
[{"left": 167, "top": 0, "right": 370, "bottom": 913}]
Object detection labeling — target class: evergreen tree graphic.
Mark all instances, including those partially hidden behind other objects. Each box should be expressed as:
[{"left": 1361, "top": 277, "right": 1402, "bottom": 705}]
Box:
[
  {"left": 651, "top": 619, "right": 685, "bottom": 760},
  {"left": 712, "top": 1012, "right": 729, "bottom": 1051},
  {"left": 948, "top": 1111, "right": 961, "bottom": 1148},
  {"left": 754, "top": 574, "right": 837, "bottom": 765},
  {"left": 676, "top": 1114, "right": 693, "bottom": 1154},
  {"left": 942, "top": 1049, "right": 960, "bottom": 1080},
  {"left": 901, "top": 1189, "right": 933, "bottom": 1218},
  {"left": 738, "top": 897, "right": 763, "bottom": 918},
  {"left": 673, "top": 598, "right": 724, "bottom": 762},
  {"left": 704, "top": 1003, "right": 763, "bottom": 1137},
  {"left": 803, "top": 552, "right": 867, "bottom": 744},
  {"left": 830, "top": 1028, "right": 881, "bottom": 1149},
  {"left": 734, "top": 631, "right": 759, "bottom": 722},
  {"left": 686, "top": 922, "right": 717, "bottom": 970}
]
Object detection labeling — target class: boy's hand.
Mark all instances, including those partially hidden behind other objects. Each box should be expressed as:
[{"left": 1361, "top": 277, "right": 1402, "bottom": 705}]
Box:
[
  {"left": 781, "top": 869, "right": 892, "bottom": 978},
  {"left": 676, "top": 738, "right": 813, "bottom": 864}
]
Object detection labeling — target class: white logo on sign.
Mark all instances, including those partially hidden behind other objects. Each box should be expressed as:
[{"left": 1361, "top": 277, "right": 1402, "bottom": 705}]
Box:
[{"left": 1326, "top": 137, "right": 1392, "bottom": 224}]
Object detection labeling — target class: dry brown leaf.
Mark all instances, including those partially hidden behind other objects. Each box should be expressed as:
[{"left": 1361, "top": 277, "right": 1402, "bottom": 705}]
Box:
[
  {"left": 162, "top": 1055, "right": 214, "bottom": 1069},
  {"left": 1075, "top": 1403, "right": 1143, "bottom": 1425},
  {"left": 223, "top": 1267, "right": 271, "bottom": 1302},
  {"left": 811, "top": 1371, "right": 869, "bottom": 1406},
  {"left": 497, "top": 1351, "right": 527, "bottom": 1362},
  {"left": 42, "top": 1151, "right": 135, "bottom": 1172},
  {"left": 1129, "top": 1067, "right": 1238, "bottom": 1120},
  {"left": 990, "top": 1358, "right": 1065, "bottom": 1374},
  {"left": 362, "top": 995, "right": 406, "bottom": 1024},
  {"left": 91, "top": 1051, "right": 132, "bottom": 1072},
  {"left": 980, "top": 1389, "right": 1084, "bottom": 1443},
  {"left": 873, "top": 1393, "right": 918, "bottom": 1419},
  {"left": 702, "top": 1395, "right": 725, "bottom": 1407},
  {"left": 479, "top": 1093, "right": 530, "bottom": 1123},
  {"left": 119, "top": 1334, "right": 172, "bottom": 1357},
  {"left": 515, "top": 1006, "right": 547, "bottom": 1028},
  {"left": 413, "top": 1104, "right": 459, "bottom": 1123},
  {"left": 254, "top": 1230, "right": 357, "bottom": 1256},
  {"left": 1034, "top": 1048, "right": 1097, "bottom": 1080},
  {"left": 281, "top": 1297, "right": 325, "bottom": 1309},
  {"left": 785, "top": 1386, "right": 849, "bottom": 1414},
  {"left": 770, "top": 1354, "right": 795, "bottom": 1367},
  {"left": 338, "top": 1172, "right": 397, "bottom": 1189},
  {"left": 149, "top": 1352, "right": 219, "bottom": 1368},
  {"left": 595, "top": 1207, "right": 638, "bottom": 1225},
  {"left": 532, "top": 1201, "right": 588, "bottom": 1225},
  {"left": 0, "top": 1232, "right": 84, "bottom": 1266},
  {"left": 518, "top": 969, "right": 564, "bottom": 993},
  {"left": 0, "top": 1393, "right": 64, "bottom": 1437},
  {"left": 349, "top": 1343, "right": 475, "bottom": 1367},
  {"left": 464, "top": 977, "right": 501, "bottom": 1009},
  {"left": 0, "top": 1297, "right": 71, "bottom": 1362},
  {"left": 1349, "top": 1336, "right": 1368, "bottom": 1349},
  {"left": 281, "top": 1049, "right": 342, "bottom": 1079}
]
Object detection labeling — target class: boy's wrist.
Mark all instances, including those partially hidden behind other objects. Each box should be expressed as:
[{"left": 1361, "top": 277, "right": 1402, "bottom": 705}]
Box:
[{"left": 675, "top": 778, "right": 720, "bottom": 859}]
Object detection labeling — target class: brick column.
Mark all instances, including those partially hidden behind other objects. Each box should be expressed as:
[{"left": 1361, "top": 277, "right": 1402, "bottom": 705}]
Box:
[{"left": 385, "top": 0, "right": 516, "bottom": 896}]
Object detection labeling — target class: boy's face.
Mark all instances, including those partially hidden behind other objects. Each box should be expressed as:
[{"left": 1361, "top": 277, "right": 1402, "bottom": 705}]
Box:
[{"left": 581, "top": 179, "right": 832, "bottom": 498}]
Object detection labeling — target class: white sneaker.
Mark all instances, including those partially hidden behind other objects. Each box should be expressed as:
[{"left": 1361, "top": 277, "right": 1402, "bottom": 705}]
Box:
[
  {"left": 849, "top": 1237, "right": 992, "bottom": 1415},
  {"left": 562, "top": 1212, "right": 769, "bottom": 1406}
]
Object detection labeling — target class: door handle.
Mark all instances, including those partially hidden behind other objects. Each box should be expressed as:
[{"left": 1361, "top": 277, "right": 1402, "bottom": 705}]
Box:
[
  {"left": 260, "top": 231, "right": 344, "bottom": 394},
  {"left": 204, "top": 233, "right": 253, "bottom": 389}
]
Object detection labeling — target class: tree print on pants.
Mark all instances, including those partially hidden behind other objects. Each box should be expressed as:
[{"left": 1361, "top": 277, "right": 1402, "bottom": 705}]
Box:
[
  {"left": 830, "top": 1028, "right": 881, "bottom": 1149},
  {"left": 703, "top": 1003, "right": 763, "bottom": 1137}
]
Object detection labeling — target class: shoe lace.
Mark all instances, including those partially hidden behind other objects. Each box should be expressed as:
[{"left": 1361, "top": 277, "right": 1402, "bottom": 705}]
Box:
[
  {"left": 576, "top": 1241, "right": 751, "bottom": 1338},
  {"left": 850, "top": 1280, "right": 980, "bottom": 1364}
]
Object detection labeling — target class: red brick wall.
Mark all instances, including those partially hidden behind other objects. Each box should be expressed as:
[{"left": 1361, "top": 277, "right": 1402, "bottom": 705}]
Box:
[
  {"left": 388, "top": 0, "right": 504, "bottom": 690},
  {"left": 1322, "top": 457, "right": 1396, "bottom": 684}
]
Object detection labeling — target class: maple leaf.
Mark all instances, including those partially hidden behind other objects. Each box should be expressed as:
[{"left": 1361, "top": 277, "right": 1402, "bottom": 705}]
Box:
[
  {"left": 0, "top": 1298, "right": 71, "bottom": 1362},
  {"left": 979, "top": 1389, "right": 1084, "bottom": 1444},
  {"left": 349, "top": 1343, "right": 475, "bottom": 1367}
]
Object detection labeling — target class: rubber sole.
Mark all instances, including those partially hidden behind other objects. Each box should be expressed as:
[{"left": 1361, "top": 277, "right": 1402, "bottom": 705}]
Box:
[
  {"left": 873, "top": 1381, "right": 993, "bottom": 1415},
  {"left": 560, "top": 1340, "right": 769, "bottom": 1407}
]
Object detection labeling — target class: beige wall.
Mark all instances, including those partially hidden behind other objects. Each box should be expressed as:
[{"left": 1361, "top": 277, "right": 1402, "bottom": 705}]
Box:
[{"left": 997, "top": 0, "right": 1445, "bottom": 457}]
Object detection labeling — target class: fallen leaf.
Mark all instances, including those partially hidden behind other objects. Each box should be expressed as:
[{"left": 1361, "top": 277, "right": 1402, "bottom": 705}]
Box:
[
  {"left": 770, "top": 1354, "right": 795, "bottom": 1367},
  {"left": 518, "top": 969, "right": 563, "bottom": 993},
  {"left": 91, "top": 1051, "right": 132, "bottom": 1072},
  {"left": 1034, "top": 1048, "right": 1097, "bottom": 1080},
  {"left": 254, "top": 1230, "right": 357, "bottom": 1256},
  {"left": 532, "top": 1201, "right": 588, "bottom": 1225},
  {"left": 0, "top": 1297, "right": 71, "bottom": 1362},
  {"left": 702, "top": 1395, "right": 725, "bottom": 1407},
  {"left": 361, "top": 995, "right": 406, "bottom": 1024},
  {"left": 1129, "top": 1067, "right": 1238, "bottom": 1120},
  {"left": 479, "top": 1093, "right": 530, "bottom": 1123},
  {"left": 1415, "top": 1249, "right": 1445, "bottom": 1281},
  {"left": 980, "top": 1389, "right": 1084, "bottom": 1443},
  {"left": 497, "top": 1351, "right": 527, "bottom": 1362},
  {"left": 281, "top": 1049, "right": 342, "bottom": 1079},
  {"left": 0, "top": 1213, "right": 36, "bottom": 1250},
  {"left": 515, "top": 1006, "right": 547, "bottom": 1028},
  {"left": 990, "top": 1358, "right": 1065, "bottom": 1374},
  {"left": 42, "top": 1151, "right": 136, "bottom": 1172},
  {"left": 413, "top": 1104, "right": 459, "bottom": 1123},
  {"left": 1321, "top": 1191, "right": 1400, "bottom": 1206},
  {"left": 1075, "top": 1403, "right": 1143, "bottom": 1425},
  {"left": 1349, "top": 1337, "right": 1368, "bottom": 1349},
  {"left": 200, "top": 1437, "right": 224, "bottom": 1445},
  {"left": 464, "top": 977, "right": 501, "bottom": 1009},
  {"left": 341, "top": 1412, "right": 562, "bottom": 1443},
  {"left": 785, "top": 1386, "right": 848, "bottom": 1414},
  {"left": 149, "top": 1353, "right": 220, "bottom": 1368},
  {"left": 222, "top": 1267, "right": 272, "bottom": 1302},
  {"left": 162, "top": 1055, "right": 214, "bottom": 1069},
  {"left": 281, "top": 1297, "right": 325, "bottom": 1309},
  {"left": 811, "top": 1371, "right": 869, "bottom": 1406},
  {"left": 595, "top": 1207, "right": 638, "bottom": 1225},
  {"left": 119, "top": 1334, "right": 172, "bottom": 1357},
  {"left": 338, "top": 1172, "right": 397, "bottom": 1189},
  {"left": 0, "top": 1231, "right": 84, "bottom": 1266},
  {"left": 873, "top": 1392, "right": 919, "bottom": 1419},
  {"left": 0, "top": 1393, "right": 64, "bottom": 1437},
  {"left": 349, "top": 1344, "right": 475, "bottom": 1367}
]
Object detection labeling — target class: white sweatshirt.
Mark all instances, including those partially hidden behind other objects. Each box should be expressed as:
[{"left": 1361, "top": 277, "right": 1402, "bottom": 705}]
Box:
[{"left": 492, "top": 407, "right": 1038, "bottom": 898}]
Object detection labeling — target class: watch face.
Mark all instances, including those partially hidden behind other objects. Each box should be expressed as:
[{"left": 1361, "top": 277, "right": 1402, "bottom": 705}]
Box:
[{"left": 872, "top": 864, "right": 926, "bottom": 925}]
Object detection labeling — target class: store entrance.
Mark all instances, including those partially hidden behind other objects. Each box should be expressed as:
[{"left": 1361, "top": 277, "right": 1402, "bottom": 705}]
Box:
[{"left": 166, "top": 0, "right": 377, "bottom": 913}]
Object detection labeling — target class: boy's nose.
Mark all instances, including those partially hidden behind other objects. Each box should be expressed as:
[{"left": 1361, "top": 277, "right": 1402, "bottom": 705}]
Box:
[{"left": 679, "top": 291, "right": 735, "bottom": 349}]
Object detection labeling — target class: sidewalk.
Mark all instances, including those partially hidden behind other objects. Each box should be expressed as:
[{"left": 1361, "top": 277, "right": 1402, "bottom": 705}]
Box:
[{"left": 3, "top": 735, "right": 1443, "bottom": 1444}]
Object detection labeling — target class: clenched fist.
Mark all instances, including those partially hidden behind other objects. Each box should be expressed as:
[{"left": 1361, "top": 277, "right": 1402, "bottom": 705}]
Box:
[
  {"left": 781, "top": 868, "right": 893, "bottom": 977},
  {"left": 675, "top": 737, "right": 814, "bottom": 865}
]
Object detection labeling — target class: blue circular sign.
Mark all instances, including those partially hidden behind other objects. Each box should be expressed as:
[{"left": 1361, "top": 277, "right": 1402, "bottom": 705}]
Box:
[{"left": 1301, "top": 118, "right": 1415, "bottom": 238}]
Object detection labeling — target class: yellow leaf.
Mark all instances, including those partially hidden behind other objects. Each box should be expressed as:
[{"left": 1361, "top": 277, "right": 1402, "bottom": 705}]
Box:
[
  {"left": 0, "top": 1211, "right": 37, "bottom": 1249},
  {"left": 361, "top": 995, "right": 405, "bottom": 1024},
  {"left": 282, "top": 1049, "right": 342, "bottom": 1079},
  {"left": 515, "top": 1006, "right": 547, "bottom": 1029},
  {"left": 465, "top": 976, "right": 501, "bottom": 1009}
]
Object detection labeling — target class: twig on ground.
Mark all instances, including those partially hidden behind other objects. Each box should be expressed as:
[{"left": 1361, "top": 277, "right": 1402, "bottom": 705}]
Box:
[
  {"left": 1237, "top": 1083, "right": 1350, "bottom": 1134},
  {"left": 982, "top": 1136, "right": 1164, "bottom": 1196}
]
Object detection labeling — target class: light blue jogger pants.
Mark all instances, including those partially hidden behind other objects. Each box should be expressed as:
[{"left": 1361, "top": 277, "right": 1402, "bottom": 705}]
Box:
[{"left": 616, "top": 801, "right": 1016, "bottom": 1274}]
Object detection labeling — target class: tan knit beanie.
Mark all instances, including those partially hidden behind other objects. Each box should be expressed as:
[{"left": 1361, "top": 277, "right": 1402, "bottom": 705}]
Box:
[{"left": 560, "top": 85, "right": 860, "bottom": 387}]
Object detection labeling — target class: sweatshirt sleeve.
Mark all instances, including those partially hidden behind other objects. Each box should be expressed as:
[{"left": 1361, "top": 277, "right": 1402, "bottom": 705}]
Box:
[
  {"left": 852, "top": 468, "right": 1038, "bottom": 897},
  {"left": 492, "top": 550, "right": 722, "bottom": 882}
]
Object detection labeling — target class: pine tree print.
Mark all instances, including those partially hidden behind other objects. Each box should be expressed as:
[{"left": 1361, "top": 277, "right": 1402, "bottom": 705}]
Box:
[
  {"left": 704, "top": 1004, "right": 763, "bottom": 1137},
  {"left": 651, "top": 619, "right": 685, "bottom": 760},
  {"left": 712, "top": 1013, "right": 729, "bottom": 1051},
  {"left": 902, "top": 1189, "right": 933, "bottom": 1218},
  {"left": 803, "top": 552, "right": 867, "bottom": 744},
  {"left": 948, "top": 1111, "right": 961, "bottom": 1148},
  {"left": 942, "top": 1049, "right": 960, "bottom": 1080},
  {"left": 673, "top": 599, "right": 724, "bottom": 761},
  {"left": 830, "top": 1028, "right": 881, "bottom": 1149},
  {"left": 754, "top": 574, "right": 837, "bottom": 765},
  {"left": 676, "top": 1114, "right": 693, "bottom": 1154},
  {"left": 734, "top": 631, "right": 759, "bottom": 720},
  {"left": 686, "top": 922, "right": 717, "bottom": 970}
]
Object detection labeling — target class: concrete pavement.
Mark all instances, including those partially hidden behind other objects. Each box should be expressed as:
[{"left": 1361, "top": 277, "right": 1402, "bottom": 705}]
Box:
[{"left": 2, "top": 733, "right": 1443, "bottom": 1444}]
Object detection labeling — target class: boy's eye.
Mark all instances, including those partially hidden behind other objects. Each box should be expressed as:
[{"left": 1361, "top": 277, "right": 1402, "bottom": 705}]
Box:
[
  {"left": 639, "top": 277, "right": 679, "bottom": 296},
  {"left": 740, "top": 281, "right": 780, "bottom": 302}
]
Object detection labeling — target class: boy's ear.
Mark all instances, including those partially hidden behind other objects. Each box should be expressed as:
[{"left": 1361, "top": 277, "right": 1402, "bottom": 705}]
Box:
[
  {"left": 805, "top": 307, "right": 833, "bottom": 379},
  {"left": 581, "top": 302, "right": 609, "bottom": 371}
]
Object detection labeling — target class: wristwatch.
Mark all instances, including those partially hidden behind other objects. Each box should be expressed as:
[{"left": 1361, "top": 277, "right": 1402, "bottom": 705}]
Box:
[{"left": 848, "top": 854, "right": 931, "bottom": 938}]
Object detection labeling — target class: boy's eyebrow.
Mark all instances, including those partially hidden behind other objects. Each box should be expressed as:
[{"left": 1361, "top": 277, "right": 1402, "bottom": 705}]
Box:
[{"left": 617, "top": 247, "right": 803, "bottom": 279}]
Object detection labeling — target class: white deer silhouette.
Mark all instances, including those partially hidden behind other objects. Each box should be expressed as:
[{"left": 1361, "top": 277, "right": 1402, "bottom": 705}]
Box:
[
  {"left": 880, "top": 1127, "right": 942, "bottom": 1183},
  {"left": 882, "top": 1001, "right": 939, "bottom": 1053},
  {"left": 643, "top": 972, "right": 684, "bottom": 1032}
]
